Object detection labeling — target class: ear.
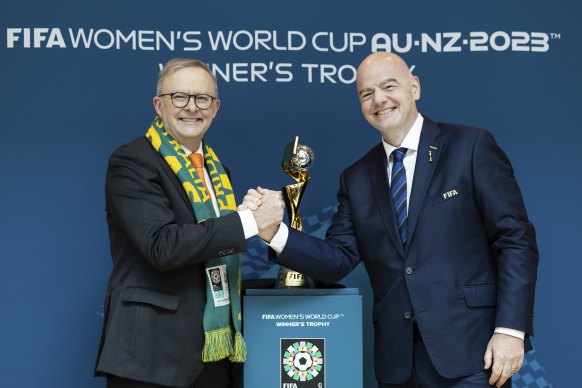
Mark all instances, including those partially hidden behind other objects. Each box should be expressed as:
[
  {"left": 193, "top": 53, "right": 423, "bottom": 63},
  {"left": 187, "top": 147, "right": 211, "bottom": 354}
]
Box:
[
  {"left": 211, "top": 98, "right": 221, "bottom": 118},
  {"left": 153, "top": 96, "right": 163, "bottom": 117},
  {"left": 412, "top": 76, "right": 421, "bottom": 101}
]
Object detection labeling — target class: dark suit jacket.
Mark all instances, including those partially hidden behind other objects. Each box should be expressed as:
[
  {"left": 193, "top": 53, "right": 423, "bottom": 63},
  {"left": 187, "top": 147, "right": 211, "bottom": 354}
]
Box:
[
  {"left": 95, "top": 137, "right": 247, "bottom": 386},
  {"left": 272, "top": 118, "right": 538, "bottom": 383}
]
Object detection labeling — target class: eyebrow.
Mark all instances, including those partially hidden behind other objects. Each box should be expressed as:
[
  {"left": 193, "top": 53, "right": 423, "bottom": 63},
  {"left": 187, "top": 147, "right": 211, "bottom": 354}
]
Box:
[
  {"left": 379, "top": 78, "right": 399, "bottom": 87},
  {"left": 358, "top": 78, "right": 400, "bottom": 97}
]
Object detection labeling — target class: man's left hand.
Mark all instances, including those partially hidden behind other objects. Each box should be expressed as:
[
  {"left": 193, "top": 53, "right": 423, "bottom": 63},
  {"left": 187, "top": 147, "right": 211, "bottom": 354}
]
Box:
[{"left": 484, "top": 333, "right": 524, "bottom": 387}]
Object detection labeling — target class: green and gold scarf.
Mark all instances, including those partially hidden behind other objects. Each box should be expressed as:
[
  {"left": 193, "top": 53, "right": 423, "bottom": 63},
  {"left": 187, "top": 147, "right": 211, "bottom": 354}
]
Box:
[{"left": 146, "top": 116, "right": 246, "bottom": 363}]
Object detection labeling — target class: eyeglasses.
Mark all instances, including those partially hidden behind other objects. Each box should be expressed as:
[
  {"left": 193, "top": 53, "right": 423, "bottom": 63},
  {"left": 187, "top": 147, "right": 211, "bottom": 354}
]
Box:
[{"left": 158, "top": 92, "right": 217, "bottom": 110}]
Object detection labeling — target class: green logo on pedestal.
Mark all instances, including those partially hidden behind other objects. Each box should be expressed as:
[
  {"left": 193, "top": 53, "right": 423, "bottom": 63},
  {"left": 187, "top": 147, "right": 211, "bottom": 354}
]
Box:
[{"left": 281, "top": 338, "right": 325, "bottom": 388}]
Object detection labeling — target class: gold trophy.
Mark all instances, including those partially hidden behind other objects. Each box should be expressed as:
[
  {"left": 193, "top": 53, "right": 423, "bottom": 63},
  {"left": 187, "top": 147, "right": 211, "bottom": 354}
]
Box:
[{"left": 276, "top": 136, "right": 316, "bottom": 288}]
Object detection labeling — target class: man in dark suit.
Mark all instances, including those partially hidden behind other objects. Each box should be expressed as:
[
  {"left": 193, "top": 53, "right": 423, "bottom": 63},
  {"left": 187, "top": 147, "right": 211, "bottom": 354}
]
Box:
[
  {"left": 95, "top": 58, "right": 284, "bottom": 388},
  {"left": 243, "top": 53, "right": 538, "bottom": 387}
]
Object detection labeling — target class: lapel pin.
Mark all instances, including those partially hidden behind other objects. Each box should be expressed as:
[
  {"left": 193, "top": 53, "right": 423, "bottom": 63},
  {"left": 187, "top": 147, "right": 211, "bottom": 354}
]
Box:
[{"left": 429, "top": 146, "right": 438, "bottom": 163}]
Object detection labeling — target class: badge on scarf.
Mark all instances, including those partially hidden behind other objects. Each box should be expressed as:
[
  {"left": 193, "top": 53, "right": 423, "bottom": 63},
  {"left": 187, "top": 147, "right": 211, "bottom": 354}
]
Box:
[{"left": 206, "top": 264, "right": 231, "bottom": 307}]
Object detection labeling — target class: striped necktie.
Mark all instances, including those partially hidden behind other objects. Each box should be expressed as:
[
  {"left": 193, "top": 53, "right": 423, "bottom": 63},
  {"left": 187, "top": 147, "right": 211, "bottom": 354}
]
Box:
[{"left": 390, "top": 148, "right": 408, "bottom": 245}]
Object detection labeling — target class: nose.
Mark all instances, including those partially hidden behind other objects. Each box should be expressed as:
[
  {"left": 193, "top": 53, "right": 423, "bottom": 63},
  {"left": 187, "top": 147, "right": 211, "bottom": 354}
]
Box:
[
  {"left": 184, "top": 96, "right": 199, "bottom": 112},
  {"left": 372, "top": 87, "right": 387, "bottom": 105}
]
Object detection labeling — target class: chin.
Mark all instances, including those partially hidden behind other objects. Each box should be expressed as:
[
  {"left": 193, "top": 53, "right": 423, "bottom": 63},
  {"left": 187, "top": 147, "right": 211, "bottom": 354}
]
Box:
[{"left": 179, "top": 124, "right": 204, "bottom": 134}]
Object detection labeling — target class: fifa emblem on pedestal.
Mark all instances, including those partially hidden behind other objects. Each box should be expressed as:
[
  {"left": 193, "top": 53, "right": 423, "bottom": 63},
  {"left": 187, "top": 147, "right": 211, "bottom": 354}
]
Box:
[{"left": 281, "top": 338, "right": 325, "bottom": 388}]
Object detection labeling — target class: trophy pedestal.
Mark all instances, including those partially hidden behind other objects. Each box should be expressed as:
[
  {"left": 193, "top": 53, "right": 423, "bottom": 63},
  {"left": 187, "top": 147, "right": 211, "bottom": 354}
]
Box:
[{"left": 243, "top": 288, "right": 363, "bottom": 388}]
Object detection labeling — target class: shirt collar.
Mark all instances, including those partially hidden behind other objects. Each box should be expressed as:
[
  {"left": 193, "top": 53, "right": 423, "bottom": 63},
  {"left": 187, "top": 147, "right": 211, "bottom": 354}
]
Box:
[
  {"left": 382, "top": 113, "right": 424, "bottom": 159},
  {"left": 181, "top": 143, "right": 203, "bottom": 156}
]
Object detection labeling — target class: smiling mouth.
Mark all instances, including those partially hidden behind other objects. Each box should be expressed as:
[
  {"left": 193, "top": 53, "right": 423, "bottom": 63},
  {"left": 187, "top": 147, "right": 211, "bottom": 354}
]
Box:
[
  {"left": 179, "top": 117, "right": 202, "bottom": 123},
  {"left": 376, "top": 107, "right": 397, "bottom": 116}
]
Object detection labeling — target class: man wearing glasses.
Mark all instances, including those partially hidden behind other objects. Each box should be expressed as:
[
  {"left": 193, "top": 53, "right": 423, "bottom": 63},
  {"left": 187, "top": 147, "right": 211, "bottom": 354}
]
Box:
[{"left": 94, "top": 58, "right": 284, "bottom": 388}]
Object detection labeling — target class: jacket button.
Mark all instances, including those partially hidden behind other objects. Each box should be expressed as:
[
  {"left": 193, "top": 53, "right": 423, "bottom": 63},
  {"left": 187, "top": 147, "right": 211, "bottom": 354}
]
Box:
[
  {"left": 405, "top": 267, "right": 413, "bottom": 275},
  {"left": 404, "top": 311, "right": 413, "bottom": 319}
]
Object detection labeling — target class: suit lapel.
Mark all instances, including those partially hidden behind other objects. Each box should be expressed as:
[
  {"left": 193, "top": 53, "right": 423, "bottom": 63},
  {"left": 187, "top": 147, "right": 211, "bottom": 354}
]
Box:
[
  {"left": 405, "top": 118, "right": 442, "bottom": 254},
  {"left": 370, "top": 144, "right": 405, "bottom": 257},
  {"left": 144, "top": 137, "right": 197, "bottom": 220}
]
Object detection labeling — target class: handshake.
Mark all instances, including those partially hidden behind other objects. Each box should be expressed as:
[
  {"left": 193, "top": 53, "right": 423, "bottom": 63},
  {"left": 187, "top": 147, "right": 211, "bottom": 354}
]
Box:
[{"left": 238, "top": 187, "right": 285, "bottom": 243}]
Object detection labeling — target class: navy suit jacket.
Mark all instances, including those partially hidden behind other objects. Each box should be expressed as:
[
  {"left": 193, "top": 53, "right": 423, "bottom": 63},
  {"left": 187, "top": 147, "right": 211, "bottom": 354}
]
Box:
[
  {"left": 273, "top": 117, "right": 538, "bottom": 383},
  {"left": 95, "top": 137, "right": 247, "bottom": 386}
]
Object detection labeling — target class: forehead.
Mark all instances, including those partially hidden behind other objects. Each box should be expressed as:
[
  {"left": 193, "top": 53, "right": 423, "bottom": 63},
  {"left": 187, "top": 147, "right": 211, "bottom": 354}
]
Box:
[
  {"left": 162, "top": 67, "right": 215, "bottom": 93},
  {"left": 356, "top": 58, "right": 409, "bottom": 90}
]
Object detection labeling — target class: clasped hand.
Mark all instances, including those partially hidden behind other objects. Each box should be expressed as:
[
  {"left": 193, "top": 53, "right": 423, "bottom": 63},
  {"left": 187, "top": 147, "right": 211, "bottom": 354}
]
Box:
[{"left": 238, "top": 187, "right": 285, "bottom": 243}]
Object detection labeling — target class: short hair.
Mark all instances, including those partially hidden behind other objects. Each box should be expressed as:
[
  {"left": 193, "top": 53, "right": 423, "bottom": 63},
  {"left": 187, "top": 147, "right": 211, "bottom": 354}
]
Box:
[{"left": 156, "top": 58, "right": 218, "bottom": 97}]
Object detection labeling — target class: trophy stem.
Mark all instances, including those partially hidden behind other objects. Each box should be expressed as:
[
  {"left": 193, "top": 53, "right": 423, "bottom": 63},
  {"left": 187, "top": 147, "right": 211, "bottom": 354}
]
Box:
[{"left": 276, "top": 181, "right": 314, "bottom": 288}]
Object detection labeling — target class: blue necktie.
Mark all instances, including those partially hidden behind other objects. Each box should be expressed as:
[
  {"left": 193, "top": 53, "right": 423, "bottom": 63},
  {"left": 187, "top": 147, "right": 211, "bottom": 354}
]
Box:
[{"left": 390, "top": 148, "right": 408, "bottom": 245}]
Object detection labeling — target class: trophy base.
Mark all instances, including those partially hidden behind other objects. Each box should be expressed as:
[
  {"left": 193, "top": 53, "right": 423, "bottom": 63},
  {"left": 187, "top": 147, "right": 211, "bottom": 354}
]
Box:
[{"left": 275, "top": 265, "right": 315, "bottom": 289}]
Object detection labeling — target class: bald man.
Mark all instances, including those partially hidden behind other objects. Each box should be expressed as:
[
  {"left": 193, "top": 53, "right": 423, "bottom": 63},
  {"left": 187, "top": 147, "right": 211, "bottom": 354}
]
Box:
[{"left": 245, "top": 53, "right": 538, "bottom": 387}]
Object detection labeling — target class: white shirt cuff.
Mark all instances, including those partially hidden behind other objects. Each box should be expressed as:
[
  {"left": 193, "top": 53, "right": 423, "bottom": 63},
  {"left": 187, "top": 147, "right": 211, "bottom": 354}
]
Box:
[
  {"left": 265, "top": 222, "right": 289, "bottom": 254},
  {"left": 237, "top": 209, "right": 258, "bottom": 239},
  {"left": 494, "top": 327, "right": 525, "bottom": 340}
]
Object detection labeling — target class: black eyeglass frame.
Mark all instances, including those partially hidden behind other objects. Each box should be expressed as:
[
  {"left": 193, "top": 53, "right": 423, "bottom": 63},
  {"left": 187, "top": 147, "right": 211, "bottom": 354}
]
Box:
[{"left": 158, "top": 92, "right": 217, "bottom": 110}]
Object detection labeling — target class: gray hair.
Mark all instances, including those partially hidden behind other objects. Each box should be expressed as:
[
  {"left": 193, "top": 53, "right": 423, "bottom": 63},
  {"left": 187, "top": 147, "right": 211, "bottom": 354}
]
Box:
[{"left": 156, "top": 58, "right": 218, "bottom": 97}]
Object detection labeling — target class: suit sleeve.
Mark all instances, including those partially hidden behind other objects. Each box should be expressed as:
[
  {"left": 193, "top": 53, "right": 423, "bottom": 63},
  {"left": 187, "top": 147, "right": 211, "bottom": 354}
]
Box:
[
  {"left": 472, "top": 130, "right": 538, "bottom": 334},
  {"left": 105, "top": 142, "right": 247, "bottom": 272},
  {"left": 273, "top": 171, "right": 361, "bottom": 283}
]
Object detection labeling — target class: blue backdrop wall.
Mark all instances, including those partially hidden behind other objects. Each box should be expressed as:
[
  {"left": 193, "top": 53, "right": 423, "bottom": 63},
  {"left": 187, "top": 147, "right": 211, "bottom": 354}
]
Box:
[{"left": 1, "top": 1, "right": 580, "bottom": 387}]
